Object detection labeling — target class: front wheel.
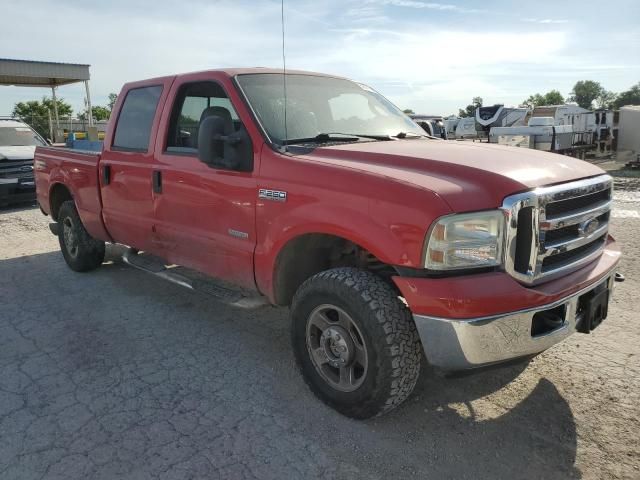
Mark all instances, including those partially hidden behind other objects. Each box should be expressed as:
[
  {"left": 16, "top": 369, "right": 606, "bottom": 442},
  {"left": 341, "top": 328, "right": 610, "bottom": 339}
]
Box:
[
  {"left": 291, "top": 268, "right": 422, "bottom": 419},
  {"left": 57, "top": 200, "right": 105, "bottom": 272}
]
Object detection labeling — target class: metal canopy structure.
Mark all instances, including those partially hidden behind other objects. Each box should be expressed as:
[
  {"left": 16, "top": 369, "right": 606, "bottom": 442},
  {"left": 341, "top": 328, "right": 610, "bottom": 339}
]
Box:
[{"left": 0, "top": 58, "right": 94, "bottom": 138}]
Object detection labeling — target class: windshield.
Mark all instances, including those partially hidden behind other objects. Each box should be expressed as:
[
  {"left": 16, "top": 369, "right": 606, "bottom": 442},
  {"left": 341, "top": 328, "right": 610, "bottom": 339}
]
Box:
[
  {"left": 236, "top": 74, "right": 424, "bottom": 144},
  {"left": 0, "top": 126, "right": 46, "bottom": 147}
]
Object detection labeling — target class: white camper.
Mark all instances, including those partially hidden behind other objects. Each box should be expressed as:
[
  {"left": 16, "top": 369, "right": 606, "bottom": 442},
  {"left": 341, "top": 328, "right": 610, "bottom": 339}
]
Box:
[
  {"left": 454, "top": 117, "right": 478, "bottom": 139},
  {"left": 475, "top": 105, "right": 529, "bottom": 137},
  {"left": 490, "top": 116, "right": 575, "bottom": 153},
  {"left": 618, "top": 106, "right": 640, "bottom": 153}
]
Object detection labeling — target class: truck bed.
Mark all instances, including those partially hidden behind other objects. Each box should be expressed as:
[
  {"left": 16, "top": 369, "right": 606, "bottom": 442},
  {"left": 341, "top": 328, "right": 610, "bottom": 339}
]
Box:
[{"left": 34, "top": 146, "right": 108, "bottom": 241}]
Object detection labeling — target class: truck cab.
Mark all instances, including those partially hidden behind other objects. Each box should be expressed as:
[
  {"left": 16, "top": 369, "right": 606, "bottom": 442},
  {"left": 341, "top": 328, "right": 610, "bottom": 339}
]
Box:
[{"left": 35, "top": 68, "right": 621, "bottom": 419}]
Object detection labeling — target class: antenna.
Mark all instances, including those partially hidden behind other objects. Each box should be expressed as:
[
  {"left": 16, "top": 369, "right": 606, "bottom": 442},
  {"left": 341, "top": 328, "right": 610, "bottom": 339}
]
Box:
[{"left": 281, "top": 0, "right": 288, "bottom": 152}]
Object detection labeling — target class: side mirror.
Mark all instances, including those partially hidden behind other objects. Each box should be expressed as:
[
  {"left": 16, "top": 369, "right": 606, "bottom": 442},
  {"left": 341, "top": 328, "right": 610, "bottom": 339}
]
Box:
[
  {"left": 46, "top": 138, "right": 53, "bottom": 145},
  {"left": 197, "top": 115, "right": 253, "bottom": 171}
]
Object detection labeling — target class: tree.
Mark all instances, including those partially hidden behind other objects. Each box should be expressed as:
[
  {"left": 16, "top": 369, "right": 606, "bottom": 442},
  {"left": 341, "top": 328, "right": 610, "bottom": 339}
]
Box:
[
  {"left": 402, "top": 109, "right": 415, "bottom": 114},
  {"left": 107, "top": 93, "right": 118, "bottom": 112},
  {"left": 568, "top": 80, "right": 604, "bottom": 109},
  {"left": 78, "top": 106, "right": 111, "bottom": 121},
  {"left": 613, "top": 83, "right": 640, "bottom": 109},
  {"left": 12, "top": 97, "right": 73, "bottom": 139},
  {"left": 522, "top": 89, "right": 565, "bottom": 108},
  {"left": 458, "top": 97, "right": 482, "bottom": 117},
  {"left": 596, "top": 90, "right": 617, "bottom": 109}
]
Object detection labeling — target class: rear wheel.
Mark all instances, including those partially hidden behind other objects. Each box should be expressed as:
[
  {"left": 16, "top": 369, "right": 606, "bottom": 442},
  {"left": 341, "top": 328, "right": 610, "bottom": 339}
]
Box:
[
  {"left": 58, "top": 200, "right": 105, "bottom": 272},
  {"left": 291, "top": 267, "right": 422, "bottom": 419}
]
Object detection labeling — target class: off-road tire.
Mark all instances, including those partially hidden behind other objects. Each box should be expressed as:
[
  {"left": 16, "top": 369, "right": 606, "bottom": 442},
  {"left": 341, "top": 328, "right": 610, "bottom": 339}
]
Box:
[
  {"left": 291, "top": 267, "right": 422, "bottom": 419},
  {"left": 57, "top": 200, "right": 105, "bottom": 272}
]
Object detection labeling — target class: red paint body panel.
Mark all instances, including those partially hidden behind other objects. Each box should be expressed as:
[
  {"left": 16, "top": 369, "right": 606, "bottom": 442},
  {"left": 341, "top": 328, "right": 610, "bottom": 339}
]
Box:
[
  {"left": 34, "top": 68, "right": 619, "bottom": 320},
  {"left": 151, "top": 72, "right": 261, "bottom": 289},
  {"left": 393, "top": 236, "right": 621, "bottom": 319},
  {"left": 308, "top": 140, "right": 605, "bottom": 212},
  {"left": 99, "top": 76, "right": 176, "bottom": 254},
  {"left": 34, "top": 147, "right": 111, "bottom": 242},
  {"left": 252, "top": 146, "right": 451, "bottom": 299}
]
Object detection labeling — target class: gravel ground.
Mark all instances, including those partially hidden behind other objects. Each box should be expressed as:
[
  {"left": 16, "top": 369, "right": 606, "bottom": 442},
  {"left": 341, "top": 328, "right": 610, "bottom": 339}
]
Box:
[{"left": 0, "top": 178, "right": 638, "bottom": 479}]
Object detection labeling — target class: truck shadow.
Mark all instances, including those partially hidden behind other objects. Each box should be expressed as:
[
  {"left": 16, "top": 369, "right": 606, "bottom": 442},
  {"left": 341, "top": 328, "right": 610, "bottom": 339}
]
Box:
[
  {"left": 368, "top": 363, "right": 580, "bottom": 478},
  {"left": 0, "top": 247, "right": 580, "bottom": 479},
  {"left": 0, "top": 201, "right": 38, "bottom": 213}
]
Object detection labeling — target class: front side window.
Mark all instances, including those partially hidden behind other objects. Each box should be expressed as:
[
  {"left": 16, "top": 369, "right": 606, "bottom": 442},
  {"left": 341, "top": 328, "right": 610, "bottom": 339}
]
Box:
[
  {"left": 0, "top": 126, "right": 46, "bottom": 147},
  {"left": 236, "top": 74, "right": 423, "bottom": 144},
  {"left": 112, "top": 85, "right": 162, "bottom": 151},
  {"left": 166, "top": 81, "right": 240, "bottom": 153}
]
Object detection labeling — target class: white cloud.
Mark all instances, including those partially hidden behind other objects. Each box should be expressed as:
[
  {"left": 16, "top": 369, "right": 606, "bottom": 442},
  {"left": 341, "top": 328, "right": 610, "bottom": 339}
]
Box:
[
  {"left": 523, "top": 18, "right": 569, "bottom": 24},
  {"left": 1, "top": 0, "right": 638, "bottom": 117},
  {"left": 371, "top": 0, "right": 484, "bottom": 14}
]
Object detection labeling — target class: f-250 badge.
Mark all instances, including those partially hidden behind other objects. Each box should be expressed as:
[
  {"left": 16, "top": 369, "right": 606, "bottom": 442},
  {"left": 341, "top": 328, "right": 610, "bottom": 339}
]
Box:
[{"left": 258, "top": 189, "right": 287, "bottom": 202}]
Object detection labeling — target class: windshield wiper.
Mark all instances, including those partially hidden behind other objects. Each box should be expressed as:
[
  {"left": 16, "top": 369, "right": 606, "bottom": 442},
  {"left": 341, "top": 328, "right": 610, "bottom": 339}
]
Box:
[
  {"left": 283, "top": 132, "right": 392, "bottom": 145},
  {"left": 393, "top": 132, "right": 426, "bottom": 139}
]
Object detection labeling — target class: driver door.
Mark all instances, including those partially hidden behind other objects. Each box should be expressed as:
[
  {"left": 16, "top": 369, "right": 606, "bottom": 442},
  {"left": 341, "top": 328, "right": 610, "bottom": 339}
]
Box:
[{"left": 151, "top": 75, "right": 258, "bottom": 289}]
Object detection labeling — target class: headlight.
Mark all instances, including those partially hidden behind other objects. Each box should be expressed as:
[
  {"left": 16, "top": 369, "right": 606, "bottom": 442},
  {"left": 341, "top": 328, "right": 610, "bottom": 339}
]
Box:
[{"left": 424, "top": 211, "right": 505, "bottom": 270}]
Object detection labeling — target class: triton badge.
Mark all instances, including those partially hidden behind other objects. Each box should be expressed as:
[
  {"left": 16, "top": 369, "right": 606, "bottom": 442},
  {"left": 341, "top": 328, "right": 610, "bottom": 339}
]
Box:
[
  {"left": 228, "top": 229, "right": 249, "bottom": 239},
  {"left": 259, "top": 189, "right": 287, "bottom": 202}
]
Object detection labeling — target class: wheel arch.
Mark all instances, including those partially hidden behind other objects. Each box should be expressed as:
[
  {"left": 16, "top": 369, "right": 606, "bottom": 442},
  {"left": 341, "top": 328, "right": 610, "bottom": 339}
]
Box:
[
  {"left": 270, "top": 232, "right": 399, "bottom": 306},
  {"left": 49, "top": 182, "right": 73, "bottom": 221}
]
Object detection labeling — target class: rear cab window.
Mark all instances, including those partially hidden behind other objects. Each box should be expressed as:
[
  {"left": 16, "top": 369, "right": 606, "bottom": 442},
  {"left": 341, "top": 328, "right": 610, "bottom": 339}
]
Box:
[{"left": 112, "top": 85, "right": 163, "bottom": 152}]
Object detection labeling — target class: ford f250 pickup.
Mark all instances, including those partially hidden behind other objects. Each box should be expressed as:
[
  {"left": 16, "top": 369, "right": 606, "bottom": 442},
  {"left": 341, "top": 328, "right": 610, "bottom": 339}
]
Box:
[{"left": 35, "top": 68, "right": 622, "bottom": 418}]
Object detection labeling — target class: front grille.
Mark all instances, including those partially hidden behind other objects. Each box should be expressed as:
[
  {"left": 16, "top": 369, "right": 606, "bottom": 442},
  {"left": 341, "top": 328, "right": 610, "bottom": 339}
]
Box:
[
  {"left": 503, "top": 175, "right": 612, "bottom": 285},
  {"left": 545, "top": 188, "right": 611, "bottom": 218},
  {"left": 541, "top": 235, "right": 606, "bottom": 271},
  {"left": 0, "top": 159, "right": 34, "bottom": 179}
]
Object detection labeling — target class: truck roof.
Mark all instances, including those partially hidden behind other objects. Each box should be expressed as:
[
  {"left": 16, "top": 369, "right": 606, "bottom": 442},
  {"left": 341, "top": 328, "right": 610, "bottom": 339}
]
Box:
[{"left": 123, "top": 67, "right": 346, "bottom": 86}]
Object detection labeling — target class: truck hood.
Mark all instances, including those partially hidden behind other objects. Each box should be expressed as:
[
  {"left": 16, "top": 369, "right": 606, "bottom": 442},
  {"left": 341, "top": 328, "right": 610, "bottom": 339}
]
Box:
[
  {"left": 304, "top": 139, "right": 605, "bottom": 211},
  {"left": 0, "top": 145, "right": 36, "bottom": 160}
]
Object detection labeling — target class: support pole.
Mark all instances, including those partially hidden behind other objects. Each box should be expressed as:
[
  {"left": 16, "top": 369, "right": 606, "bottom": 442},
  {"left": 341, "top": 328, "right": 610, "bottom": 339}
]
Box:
[
  {"left": 84, "top": 80, "right": 93, "bottom": 127},
  {"left": 51, "top": 85, "right": 60, "bottom": 141},
  {"left": 48, "top": 109, "right": 54, "bottom": 142}
]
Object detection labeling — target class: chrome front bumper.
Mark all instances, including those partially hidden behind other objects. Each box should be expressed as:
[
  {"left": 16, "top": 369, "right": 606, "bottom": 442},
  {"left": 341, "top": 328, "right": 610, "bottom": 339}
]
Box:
[{"left": 413, "top": 274, "right": 616, "bottom": 371}]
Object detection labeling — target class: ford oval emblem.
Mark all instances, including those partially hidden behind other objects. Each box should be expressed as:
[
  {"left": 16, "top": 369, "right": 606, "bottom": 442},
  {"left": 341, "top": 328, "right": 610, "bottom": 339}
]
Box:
[
  {"left": 20, "top": 165, "right": 33, "bottom": 172},
  {"left": 579, "top": 218, "right": 599, "bottom": 237}
]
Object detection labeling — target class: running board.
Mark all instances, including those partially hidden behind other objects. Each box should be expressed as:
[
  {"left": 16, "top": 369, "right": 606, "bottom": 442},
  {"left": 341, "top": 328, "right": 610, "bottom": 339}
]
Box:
[{"left": 122, "top": 249, "right": 269, "bottom": 309}]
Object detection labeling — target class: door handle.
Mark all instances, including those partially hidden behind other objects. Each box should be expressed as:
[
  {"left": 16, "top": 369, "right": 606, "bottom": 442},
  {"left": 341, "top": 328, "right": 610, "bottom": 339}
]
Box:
[
  {"left": 102, "top": 164, "right": 111, "bottom": 185},
  {"left": 152, "top": 170, "right": 162, "bottom": 194}
]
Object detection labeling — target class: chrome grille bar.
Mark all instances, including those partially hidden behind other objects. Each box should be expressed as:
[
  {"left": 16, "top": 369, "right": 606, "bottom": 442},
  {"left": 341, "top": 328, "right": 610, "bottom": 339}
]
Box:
[
  {"left": 540, "top": 200, "right": 611, "bottom": 230},
  {"left": 501, "top": 174, "right": 612, "bottom": 285}
]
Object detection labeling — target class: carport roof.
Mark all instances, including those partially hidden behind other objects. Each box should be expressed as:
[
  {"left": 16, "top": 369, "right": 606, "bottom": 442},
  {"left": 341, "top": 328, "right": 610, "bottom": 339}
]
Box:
[{"left": 0, "top": 58, "right": 90, "bottom": 87}]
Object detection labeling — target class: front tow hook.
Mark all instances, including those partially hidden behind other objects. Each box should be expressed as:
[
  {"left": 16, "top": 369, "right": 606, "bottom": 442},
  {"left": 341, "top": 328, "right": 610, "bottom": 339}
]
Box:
[{"left": 615, "top": 272, "right": 625, "bottom": 282}]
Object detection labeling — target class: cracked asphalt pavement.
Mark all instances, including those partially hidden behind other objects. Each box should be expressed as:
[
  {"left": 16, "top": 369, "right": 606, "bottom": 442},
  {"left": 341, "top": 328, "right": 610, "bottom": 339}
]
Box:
[{"left": 0, "top": 177, "right": 639, "bottom": 479}]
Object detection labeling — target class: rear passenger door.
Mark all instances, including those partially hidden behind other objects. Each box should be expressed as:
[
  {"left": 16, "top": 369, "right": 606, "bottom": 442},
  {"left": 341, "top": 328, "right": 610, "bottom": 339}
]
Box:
[{"left": 101, "top": 80, "right": 172, "bottom": 251}]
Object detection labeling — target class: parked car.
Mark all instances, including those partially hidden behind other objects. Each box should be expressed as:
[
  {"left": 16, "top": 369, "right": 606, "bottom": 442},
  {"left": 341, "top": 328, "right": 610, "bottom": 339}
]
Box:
[
  {"left": 0, "top": 118, "right": 45, "bottom": 206},
  {"left": 35, "top": 68, "right": 621, "bottom": 418}
]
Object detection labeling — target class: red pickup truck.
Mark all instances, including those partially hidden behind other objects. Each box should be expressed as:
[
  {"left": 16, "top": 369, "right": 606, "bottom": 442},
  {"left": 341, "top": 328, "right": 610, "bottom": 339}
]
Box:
[{"left": 35, "top": 68, "right": 621, "bottom": 418}]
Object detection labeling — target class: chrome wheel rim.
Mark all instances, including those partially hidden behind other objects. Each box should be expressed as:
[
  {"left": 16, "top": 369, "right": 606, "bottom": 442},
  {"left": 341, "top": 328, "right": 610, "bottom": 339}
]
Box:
[
  {"left": 62, "top": 217, "right": 79, "bottom": 258},
  {"left": 306, "top": 304, "right": 368, "bottom": 392}
]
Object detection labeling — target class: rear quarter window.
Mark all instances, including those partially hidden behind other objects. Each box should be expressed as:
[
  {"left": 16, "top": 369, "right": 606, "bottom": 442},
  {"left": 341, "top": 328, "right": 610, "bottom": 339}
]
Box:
[{"left": 112, "top": 85, "right": 162, "bottom": 151}]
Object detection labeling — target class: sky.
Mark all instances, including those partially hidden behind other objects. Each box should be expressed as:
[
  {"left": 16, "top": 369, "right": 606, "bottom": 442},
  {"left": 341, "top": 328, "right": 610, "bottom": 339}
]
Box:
[{"left": 2, "top": 0, "right": 639, "bottom": 117}]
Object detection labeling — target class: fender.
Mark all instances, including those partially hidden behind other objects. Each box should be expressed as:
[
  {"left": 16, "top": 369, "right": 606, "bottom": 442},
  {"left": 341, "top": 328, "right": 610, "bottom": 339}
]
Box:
[{"left": 254, "top": 192, "right": 451, "bottom": 300}]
